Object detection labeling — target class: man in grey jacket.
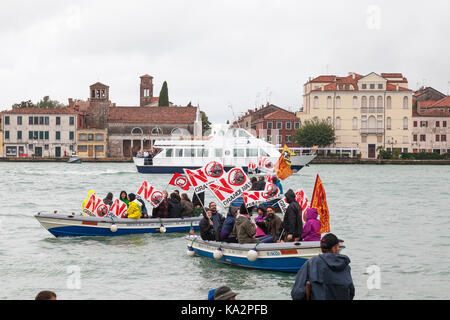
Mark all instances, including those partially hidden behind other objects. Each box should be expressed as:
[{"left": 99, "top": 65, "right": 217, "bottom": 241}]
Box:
[{"left": 291, "top": 233, "right": 355, "bottom": 300}]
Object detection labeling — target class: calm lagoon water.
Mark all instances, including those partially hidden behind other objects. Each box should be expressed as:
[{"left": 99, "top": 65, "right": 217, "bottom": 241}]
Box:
[{"left": 0, "top": 162, "right": 449, "bottom": 300}]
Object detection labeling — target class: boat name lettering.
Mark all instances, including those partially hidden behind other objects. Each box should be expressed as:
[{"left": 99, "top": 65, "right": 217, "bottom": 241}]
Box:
[{"left": 266, "top": 251, "right": 281, "bottom": 256}]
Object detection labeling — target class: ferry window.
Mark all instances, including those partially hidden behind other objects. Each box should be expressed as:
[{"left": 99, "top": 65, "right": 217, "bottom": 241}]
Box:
[
  {"left": 175, "top": 149, "right": 183, "bottom": 157},
  {"left": 246, "top": 148, "right": 258, "bottom": 157},
  {"left": 184, "top": 148, "right": 195, "bottom": 158},
  {"left": 197, "top": 149, "right": 209, "bottom": 157},
  {"left": 215, "top": 149, "right": 223, "bottom": 157},
  {"left": 259, "top": 148, "right": 270, "bottom": 157},
  {"left": 165, "top": 149, "right": 173, "bottom": 157},
  {"left": 233, "top": 148, "right": 245, "bottom": 157}
]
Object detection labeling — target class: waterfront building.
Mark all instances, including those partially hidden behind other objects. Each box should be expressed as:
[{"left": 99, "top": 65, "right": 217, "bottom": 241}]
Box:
[
  {"left": 234, "top": 104, "right": 301, "bottom": 148},
  {"left": 69, "top": 74, "right": 201, "bottom": 158},
  {"left": 297, "top": 72, "right": 413, "bottom": 158},
  {"left": 0, "top": 114, "right": 3, "bottom": 156},
  {"left": 1, "top": 108, "right": 78, "bottom": 157},
  {"left": 412, "top": 96, "right": 450, "bottom": 153}
]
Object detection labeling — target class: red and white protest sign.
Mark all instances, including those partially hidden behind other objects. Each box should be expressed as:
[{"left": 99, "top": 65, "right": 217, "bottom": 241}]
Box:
[
  {"left": 109, "top": 199, "right": 128, "bottom": 218},
  {"left": 243, "top": 182, "right": 280, "bottom": 208},
  {"left": 184, "top": 161, "right": 225, "bottom": 194},
  {"left": 248, "top": 160, "right": 257, "bottom": 174},
  {"left": 83, "top": 193, "right": 109, "bottom": 217},
  {"left": 208, "top": 167, "right": 252, "bottom": 207},
  {"left": 136, "top": 181, "right": 164, "bottom": 208},
  {"left": 258, "top": 156, "right": 275, "bottom": 174},
  {"left": 277, "top": 189, "right": 310, "bottom": 223},
  {"left": 168, "top": 173, "right": 190, "bottom": 191}
]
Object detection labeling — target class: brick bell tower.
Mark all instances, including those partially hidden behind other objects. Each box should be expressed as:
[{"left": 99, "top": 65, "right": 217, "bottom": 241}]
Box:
[{"left": 140, "top": 74, "right": 154, "bottom": 107}]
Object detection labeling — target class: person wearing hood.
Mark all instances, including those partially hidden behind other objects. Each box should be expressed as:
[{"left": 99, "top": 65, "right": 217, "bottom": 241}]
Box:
[
  {"left": 199, "top": 210, "right": 216, "bottom": 241},
  {"left": 125, "top": 193, "right": 142, "bottom": 219},
  {"left": 168, "top": 192, "right": 182, "bottom": 218},
  {"left": 302, "top": 208, "right": 321, "bottom": 241},
  {"left": 278, "top": 189, "right": 303, "bottom": 242},
  {"left": 291, "top": 233, "right": 354, "bottom": 300},
  {"left": 254, "top": 205, "right": 269, "bottom": 238},
  {"left": 103, "top": 192, "right": 113, "bottom": 207},
  {"left": 220, "top": 207, "right": 239, "bottom": 243},
  {"left": 233, "top": 203, "right": 259, "bottom": 244}
]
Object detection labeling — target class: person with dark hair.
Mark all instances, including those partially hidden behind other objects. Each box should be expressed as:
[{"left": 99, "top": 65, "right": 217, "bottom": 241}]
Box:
[
  {"left": 35, "top": 290, "right": 57, "bottom": 300},
  {"left": 255, "top": 175, "right": 266, "bottom": 191},
  {"left": 250, "top": 177, "right": 258, "bottom": 190},
  {"left": 180, "top": 193, "right": 194, "bottom": 217},
  {"left": 208, "top": 202, "right": 224, "bottom": 234},
  {"left": 125, "top": 193, "right": 142, "bottom": 219},
  {"left": 272, "top": 175, "right": 283, "bottom": 194},
  {"left": 220, "top": 207, "right": 239, "bottom": 243},
  {"left": 103, "top": 192, "right": 113, "bottom": 206},
  {"left": 168, "top": 192, "right": 182, "bottom": 218},
  {"left": 213, "top": 286, "right": 238, "bottom": 300},
  {"left": 233, "top": 204, "right": 258, "bottom": 244},
  {"left": 291, "top": 233, "right": 354, "bottom": 300},
  {"left": 278, "top": 189, "right": 303, "bottom": 242},
  {"left": 119, "top": 190, "right": 129, "bottom": 207},
  {"left": 136, "top": 195, "right": 148, "bottom": 218},
  {"left": 152, "top": 191, "right": 169, "bottom": 218},
  {"left": 173, "top": 190, "right": 181, "bottom": 201},
  {"left": 258, "top": 206, "right": 282, "bottom": 243},
  {"left": 199, "top": 210, "right": 216, "bottom": 241}
]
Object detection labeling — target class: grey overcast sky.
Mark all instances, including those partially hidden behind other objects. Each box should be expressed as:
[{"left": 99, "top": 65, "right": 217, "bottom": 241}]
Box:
[{"left": 1, "top": 0, "right": 449, "bottom": 122}]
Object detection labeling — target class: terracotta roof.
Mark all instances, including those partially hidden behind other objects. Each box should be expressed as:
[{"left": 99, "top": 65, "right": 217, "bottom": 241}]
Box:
[
  {"left": 309, "top": 75, "right": 336, "bottom": 83},
  {"left": 108, "top": 106, "right": 197, "bottom": 123},
  {"left": 413, "top": 108, "right": 450, "bottom": 117},
  {"left": 262, "top": 110, "right": 299, "bottom": 121},
  {"left": 385, "top": 83, "right": 412, "bottom": 91},
  {"left": 429, "top": 96, "right": 450, "bottom": 107},
  {"left": 2, "top": 107, "right": 79, "bottom": 114},
  {"left": 418, "top": 100, "right": 438, "bottom": 108},
  {"left": 140, "top": 74, "right": 153, "bottom": 78},
  {"left": 381, "top": 73, "right": 403, "bottom": 78},
  {"left": 89, "top": 82, "right": 109, "bottom": 88},
  {"left": 150, "top": 97, "right": 159, "bottom": 102}
]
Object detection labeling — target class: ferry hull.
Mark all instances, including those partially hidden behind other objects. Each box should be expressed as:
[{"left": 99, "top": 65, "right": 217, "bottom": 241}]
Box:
[
  {"left": 186, "top": 235, "right": 324, "bottom": 273},
  {"left": 136, "top": 165, "right": 305, "bottom": 174},
  {"left": 35, "top": 213, "right": 200, "bottom": 238}
]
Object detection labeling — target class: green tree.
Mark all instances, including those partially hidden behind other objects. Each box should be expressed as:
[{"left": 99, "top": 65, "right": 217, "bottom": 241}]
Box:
[
  {"left": 12, "top": 100, "right": 36, "bottom": 109},
  {"left": 294, "top": 118, "right": 336, "bottom": 147},
  {"left": 158, "top": 81, "right": 169, "bottom": 106},
  {"left": 200, "top": 110, "right": 211, "bottom": 133},
  {"left": 36, "top": 96, "right": 65, "bottom": 109}
]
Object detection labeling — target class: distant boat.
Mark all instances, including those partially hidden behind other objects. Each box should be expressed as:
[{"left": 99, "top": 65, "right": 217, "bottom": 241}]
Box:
[
  {"left": 67, "top": 152, "right": 82, "bottom": 164},
  {"left": 133, "top": 124, "right": 316, "bottom": 174},
  {"left": 35, "top": 212, "right": 201, "bottom": 237}
]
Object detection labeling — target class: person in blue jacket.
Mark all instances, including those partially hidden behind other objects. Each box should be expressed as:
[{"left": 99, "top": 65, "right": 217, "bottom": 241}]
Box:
[{"left": 291, "top": 233, "right": 355, "bottom": 300}]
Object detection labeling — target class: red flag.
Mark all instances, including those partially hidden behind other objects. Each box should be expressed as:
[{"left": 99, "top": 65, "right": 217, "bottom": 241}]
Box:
[
  {"left": 169, "top": 173, "right": 191, "bottom": 191},
  {"left": 310, "top": 174, "right": 330, "bottom": 234}
]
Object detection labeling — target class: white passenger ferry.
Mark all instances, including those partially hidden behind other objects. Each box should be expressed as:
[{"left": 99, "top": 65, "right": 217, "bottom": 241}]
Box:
[{"left": 133, "top": 124, "right": 316, "bottom": 174}]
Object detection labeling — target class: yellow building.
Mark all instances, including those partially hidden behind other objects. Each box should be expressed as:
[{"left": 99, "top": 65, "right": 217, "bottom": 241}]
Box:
[
  {"left": 297, "top": 72, "right": 413, "bottom": 158},
  {"left": 76, "top": 129, "right": 108, "bottom": 158}
]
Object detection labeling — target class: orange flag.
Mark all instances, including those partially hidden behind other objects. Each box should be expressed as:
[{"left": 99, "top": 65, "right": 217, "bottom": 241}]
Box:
[
  {"left": 310, "top": 174, "right": 330, "bottom": 233},
  {"left": 275, "top": 145, "right": 296, "bottom": 180}
]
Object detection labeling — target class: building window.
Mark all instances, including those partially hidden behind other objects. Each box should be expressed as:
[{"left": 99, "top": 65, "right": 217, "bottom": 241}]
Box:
[
  {"left": 56, "top": 131, "right": 61, "bottom": 140},
  {"left": 336, "top": 96, "right": 341, "bottom": 108},
  {"left": 277, "top": 135, "right": 282, "bottom": 144},
  {"left": 39, "top": 117, "right": 44, "bottom": 125},
  {"left": 78, "top": 145, "right": 88, "bottom": 152},
  {"left": 79, "top": 134, "right": 87, "bottom": 141},
  {"left": 56, "top": 117, "right": 61, "bottom": 125},
  {"left": 95, "top": 145, "right": 104, "bottom": 152},
  {"left": 326, "top": 117, "right": 332, "bottom": 124},
  {"left": 370, "top": 84, "right": 375, "bottom": 89},
  {"left": 403, "top": 117, "right": 408, "bottom": 130},
  {"left": 17, "top": 131, "right": 22, "bottom": 140},
  {"left": 95, "top": 134, "right": 104, "bottom": 141},
  {"left": 39, "top": 131, "right": 44, "bottom": 140},
  {"left": 377, "top": 96, "right": 383, "bottom": 109},
  {"left": 131, "top": 127, "right": 143, "bottom": 135},
  {"left": 436, "top": 135, "right": 440, "bottom": 142},
  {"left": 436, "top": 121, "right": 440, "bottom": 127},
  {"left": 369, "top": 96, "right": 375, "bottom": 112},
  {"left": 413, "top": 121, "right": 417, "bottom": 127},
  {"left": 443, "top": 121, "right": 447, "bottom": 127},
  {"left": 420, "top": 121, "right": 428, "bottom": 128},
  {"left": 378, "top": 84, "right": 383, "bottom": 89},
  {"left": 45, "top": 131, "right": 49, "bottom": 140},
  {"left": 442, "top": 135, "right": 447, "bottom": 142},
  {"left": 285, "top": 135, "right": 291, "bottom": 143},
  {"left": 386, "top": 96, "right": 392, "bottom": 109},
  {"left": 294, "top": 122, "right": 300, "bottom": 129},
  {"left": 276, "top": 122, "right": 282, "bottom": 130},
  {"left": 386, "top": 117, "right": 392, "bottom": 130},
  {"left": 403, "top": 96, "right": 409, "bottom": 109},
  {"left": 267, "top": 122, "right": 273, "bottom": 129},
  {"left": 313, "top": 96, "right": 319, "bottom": 109},
  {"left": 33, "top": 131, "right": 38, "bottom": 139},
  {"left": 34, "top": 116, "right": 38, "bottom": 125},
  {"left": 44, "top": 144, "right": 49, "bottom": 150},
  {"left": 361, "top": 96, "right": 367, "bottom": 108},
  {"left": 69, "top": 132, "right": 75, "bottom": 140},
  {"left": 420, "top": 135, "right": 426, "bottom": 142},
  {"left": 286, "top": 122, "right": 291, "bottom": 130},
  {"left": 362, "top": 84, "right": 367, "bottom": 89},
  {"left": 69, "top": 117, "right": 75, "bottom": 125},
  {"left": 17, "top": 116, "right": 22, "bottom": 125},
  {"left": 352, "top": 117, "right": 358, "bottom": 130},
  {"left": 45, "top": 117, "right": 49, "bottom": 125},
  {"left": 88, "top": 134, "right": 94, "bottom": 141},
  {"left": 152, "top": 127, "right": 163, "bottom": 135},
  {"left": 352, "top": 96, "right": 358, "bottom": 108},
  {"left": 335, "top": 117, "right": 342, "bottom": 130},
  {"left": 29, "top": 131, "right": 33, "bottom": 139},
  {"left": 29, "top": 116, "right": 33, "bottom": 125},
  {"left": 413, "top": 134, "right": 417, "bottom": 142},
  {"left": 327, "top": 96, "right": 332, "bottom": 109}
]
